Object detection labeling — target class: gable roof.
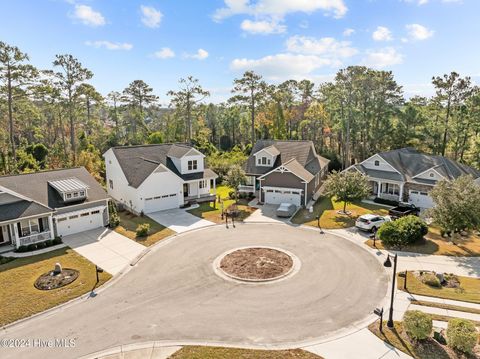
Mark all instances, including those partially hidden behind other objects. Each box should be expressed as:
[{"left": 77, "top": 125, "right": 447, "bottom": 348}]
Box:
[
  {"left": 0, "top": 190, "right": 53, "bottom": 223},
  {"left": 245, "top": 140, "right": 329, "bottom": 178},
  {"left": 0, "top": 167, "right": 107, "bottom": 210},
  {"left": 376, "top": 148, "right": 480, "bottom": 183},
  {"left": 110, "top": 144, "right": 216, "bottom": 188}
]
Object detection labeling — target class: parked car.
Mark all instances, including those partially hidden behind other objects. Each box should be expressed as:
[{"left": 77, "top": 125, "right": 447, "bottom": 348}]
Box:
[
  {"left": 355, "top": 214, "right": 391, "bottom": 232},
  {"left": 276, "top": 203, "right": 297, "bottom": 218},
  {"left": 388, "top": 202, "right": 420, "bottom": 219}
]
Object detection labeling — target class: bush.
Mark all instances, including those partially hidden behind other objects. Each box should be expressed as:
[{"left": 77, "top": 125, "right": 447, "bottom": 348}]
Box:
[
  {"left": 45, "top": 239, "right": 54, "bottom": 247},
  {"left": 447, "top": 318, "right": 478, "bottom": 354},
  {"left": 377, "top": 215, "right": 428, "bottom": 249},
  {"left": 109, "top": 213, "right": 120, "bottom": 228},
  {"left": 27, "top": 244, "right": 37, "bottom": 251},
  {"left": 53, "top": 236, "right": 63, "bottom": 245},
  {"left": 228, "top": 190, "right": 236, "bottom": 200},
  {"left": 421, "top": 273, "right": 441, "bottom": 287},
  {"left": 403, "top": 310, "right": 433, "bottom": 340},
  {"left": 373, "top": 197, "right": 399, "bottom": 206},
  {"left": 136, "top": 223, "right": 150, "bottom": 237},
  {"left": 36, "top": 242, "right": 47, "bottom": 249},
  {"left": 16, "top": 245, "right": 28, "bottom": 253}
]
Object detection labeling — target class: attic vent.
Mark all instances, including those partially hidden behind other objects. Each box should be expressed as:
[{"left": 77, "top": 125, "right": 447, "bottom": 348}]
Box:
[{"left": 141, "top": 157, "right": 161, "bottom": 165}]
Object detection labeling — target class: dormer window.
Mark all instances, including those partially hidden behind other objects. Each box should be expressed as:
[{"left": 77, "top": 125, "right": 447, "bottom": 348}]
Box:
[
  {"left": 48, "top": 178, "right": 89, "bottom": 203},
  {"left": 262, "top": 157, "right": 267, "bottom": 165},
  {"left": 374, "top": 160, "right": 380, "bottom": 166},
  {"left": 188, "top": 160, "right": 198, "bottom": 171},
  {"left": 66, "top": 193, "right": 72, "bottom": 199}
]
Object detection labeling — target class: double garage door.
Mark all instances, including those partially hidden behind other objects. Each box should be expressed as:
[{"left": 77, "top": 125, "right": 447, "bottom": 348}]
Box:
[
  {"left": 56, "top": 207, "right": 106, "bottom": 237},
  {"left": 144, "top": 193, "right": 178, "bottom": 213},
  {"left": 409, "top": 190, "right": 434, "bottom": 209},
  {"left": 264, "top": 188, "right": 302, "bottom": 206}
]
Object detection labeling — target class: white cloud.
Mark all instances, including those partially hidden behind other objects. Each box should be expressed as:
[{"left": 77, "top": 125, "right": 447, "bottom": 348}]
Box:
[
  {"left": 286, "top": 35, "right": 358, "bottom": 59},
  {"left": 406, "top": 24, "right": 434, "bottom": 40},
  {"left": 214, "top": 0, "right": 348, "bottom": 20},
  {"left": 72, "top": 5, "right": 106, "bottom": 27},
  {"left": 343, "top": 28, "right": 355, "bottom": 36},
  {"left": 153, "top": 47, "right": 175, "bottom": 59},
  {"left": 231, "top": 53, "right": 333, "bottom": 81},
  {"left": 140, "top": 5, "right": 162, "bottom": 28},
  {"left": 362, "top": 47, "right": 404, "bottom": 68},
  {"left": 85, "top": 41, "right": 133, "bottom": 50},
  {"left": 186, "top": 49, "right": 209, "bottom": 60},
  {"left": 372, "top": 26, "right": 393, "bottom": 41},
  {"left": 240, "top": 19, "right": 286, "bottom": 34}
]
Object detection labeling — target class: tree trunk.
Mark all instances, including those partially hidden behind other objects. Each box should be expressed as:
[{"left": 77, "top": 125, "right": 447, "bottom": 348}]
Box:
[
  {"left": 68, "top": 88, "right": 76, "bottom": 165},
  {"left": 441, "top": 97, "right": 452, "bottom": 157},
  {"left": 250, "top": 88, "right": 255, "bottom": 144},
  {"left": 6, "top": 67, "right": 16, "bottom": 170}
]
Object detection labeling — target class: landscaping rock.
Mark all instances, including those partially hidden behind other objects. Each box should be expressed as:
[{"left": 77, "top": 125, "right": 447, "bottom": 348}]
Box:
[{"left": 54, "top": 262, "right": 62, "bottom": 275}]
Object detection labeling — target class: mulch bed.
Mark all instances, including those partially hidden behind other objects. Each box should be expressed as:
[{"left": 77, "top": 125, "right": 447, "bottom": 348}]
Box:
[
  {"left": 34, "top": 269, "right": 79, "bottom": 290},
  {"left": 220, "top": 247, "right": 293, "bottom": 280}
]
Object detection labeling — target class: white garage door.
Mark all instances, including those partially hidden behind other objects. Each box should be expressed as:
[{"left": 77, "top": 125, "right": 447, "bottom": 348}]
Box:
[
  {"left": 144, "top": 193, "right": 178, "bottom": 213},
  {"left": 409, "top": 190, "right": 434, "bottom": 209},
  {"left": 56, "top": 207, "right": 105, "bottom": 237},
  {"left": 264, "top": 188, "right": 302, "bottom": 206}
]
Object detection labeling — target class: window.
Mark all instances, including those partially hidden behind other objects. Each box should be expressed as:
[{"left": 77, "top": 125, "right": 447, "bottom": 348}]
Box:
[
  {"left": 420, "top": 192, "right": 429, "bottom": 196},
  {"left": 429, "top": 173, "right": 434, "bottom": 178},
  {"left": 374, "top": 160, "right": 380, "bottom": 166},
  {"left": 57, "top": 217, "right": 67, "bottom": 222},
  {"left": 109, "top": 180, "right": 114, "bottom": 190},
  {"left": 66, "top": 193, "right": 72, "bottom": 199},
  {"left": 257, "top": 158, "right": 261, "bottom": 165},
  {"left": 188, "top": 160, "right": 198, "bottom": 171},
  {"left": 80, "top": 212, "right": 89, "bottom": 217},
  {"left": 199, "top": 179, "right": 207, "bottom": 189},
  {"left": 267, "top": 159, "right": 271, "bottom": 165},
  {"left": 381, "top": 183, "right": 399, "bottom": 195},
  {"left": 169, "top": 193, "right": 176, "bottom": 197},
  {"left": 79, "top": 191, "right": 85, "bottom": 196},
  {"left": 91, "top": 210, "right": 100, "bottom": 215},
  {"left": 162, "top": 195, "right": 169, "bottom": 198},
  {"left": 73, "top": 192, "right": 79, "bottom": 198},
  {"left": 266, "top": 189, "right": 273, "bottom": 193},
  {"left": 261, "top": 157, "right": 267, "bottom": 165},
  {"left": 69, "top": 215, "right": 78, "bottom": 220},
  {"left": 145, "top": 197, "right": 153, "bottom": 201}
]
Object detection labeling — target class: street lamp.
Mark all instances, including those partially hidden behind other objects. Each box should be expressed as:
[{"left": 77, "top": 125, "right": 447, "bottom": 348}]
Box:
[
  {"left": 383, "top": 253, "right": 398, "bottom": 328},
  {"left": 315, "top": 215, "right": 324, "bottom": 234}
]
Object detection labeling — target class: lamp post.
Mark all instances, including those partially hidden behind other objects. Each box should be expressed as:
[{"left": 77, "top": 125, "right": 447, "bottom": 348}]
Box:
[
  {"left": 383, "top": 253, "right": 398, "bottom": 328},
  {"left": 315, "top": 215, "right": 324, "bottom": 234},
  {"left": 95, "top": 265, "right": 104, "bottom": 283}
]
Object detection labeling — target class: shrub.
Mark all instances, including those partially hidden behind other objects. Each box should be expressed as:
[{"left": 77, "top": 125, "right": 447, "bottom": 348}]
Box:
[
  {"left": 27, "top": 244, "right": 37, "bottom": 251},
  {"left": 447, "top": 318, "right": 478, "bottom": 354},
  {"left": 53, "top": 236, "right": 63, "bottom": 245},
  {"left": 373, "top": 197, "right": 399, "bottom": 206},
  {"left": 377, "top": 215, "right": 428, "bottom": 249},
  {"left": 136, "top": 223, "right": 150, "bottom": 237},
  {"left": 16, "top": 245, "right": 28, "bottom": 253},
  {"left": 36, "top": 242, "right": 46, "bottom": 249},
  {"left": 228, "top": 190, "right": 236, "bottom": 200},
  {"left": 109, "top": 213, "right": 120, "bottom": 228},
  {"left": 421, "top": 273, "right": 441, "bottom": 287},
  {"left": 0, "top": 256, "right": 15, "bottom": 265},
  {"left": 403, "top": 310, "right": 433, "bottom": 340},
  {"left": 45, "top": 239, "right": 54, "bottom": 247}
]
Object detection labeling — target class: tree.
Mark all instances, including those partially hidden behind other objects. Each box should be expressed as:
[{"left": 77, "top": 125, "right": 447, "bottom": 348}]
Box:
[
  {"left": 403, "top": 310, "right": 433, "bottom": 341},
  {"left": 107, "top": 91, "right": 121, "bottom": 129},
  {"left": 324, "top": 171, "right": 370, "bottom": 213},
  {"left": 167, "top": 76, "right": 209, "bottom": 142},
  {"left": 75, "top": 83, "right": 103, "bottom": 135},
  {"left": 231, "top": 71, "right": 267, "bottom": 144},
  {"left": 52, "top": 54, "right": 93, "bottom": 164},
  {"left": 446, "top": 318, "right": 478, "bottom": 354},
  {"left": 147, "top": 131, "right": 163, "bottom": 144},
  {"left": 0, "top": 41, "right": 38, "bottom": 170},
  {"left": 225, "top": 164, "right": 247, "bottom": 202},
  {"left": 428, "top": 176, "right": 480, "bottom": 237}
]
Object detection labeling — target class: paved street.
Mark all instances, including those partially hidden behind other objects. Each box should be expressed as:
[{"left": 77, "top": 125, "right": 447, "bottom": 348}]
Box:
[
  {"left": 0, "top": 223, "right": 388, "bottom": 359},
  {"left": 147, "top": 208, "right": 214, "bottom": 233}
]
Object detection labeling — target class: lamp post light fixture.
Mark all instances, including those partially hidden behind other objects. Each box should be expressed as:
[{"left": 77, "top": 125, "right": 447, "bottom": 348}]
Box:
[{"left": 383, "top": 253, "right": 398, "bottom": 328}]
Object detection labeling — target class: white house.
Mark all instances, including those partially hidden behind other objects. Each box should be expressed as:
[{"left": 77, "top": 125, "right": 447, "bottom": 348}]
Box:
[
  {"left": 104, "top": 144, "right": 218, "bottom": 214},
  {"left": 0, "top": 167, "right": 109, "bottom": 251},
  {"left": 346, "top": 147, "right": 480, "bottom": 209}
]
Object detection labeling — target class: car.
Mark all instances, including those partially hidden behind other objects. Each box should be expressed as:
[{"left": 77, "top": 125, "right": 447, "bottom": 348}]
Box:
[
  {"left": 355, "top": 214, "right": 391, "bottom": 232},
  {"left": 276, "top": 203, "right": 297, "bottom": 218}
]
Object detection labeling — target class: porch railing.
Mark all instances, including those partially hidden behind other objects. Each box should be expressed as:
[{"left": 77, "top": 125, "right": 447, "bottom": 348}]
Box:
[
  {"left": 19, "top": 230, "right": 52, "bottom": 246},
  {"left": 238, "top": 185, "right": 255, "bottom": 193}
]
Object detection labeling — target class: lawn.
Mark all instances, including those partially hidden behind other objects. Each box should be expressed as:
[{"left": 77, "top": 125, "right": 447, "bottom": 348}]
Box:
[
  {"left": 168, "top": 346, "right": 323, "bottom": 359},
  {"left": 368, "top": 321, "right": 478, "bottom": 359},
  {"left": 291, "top": 196, "right": 388, "bottom": 229},
  {"left": 411, "top": 299, "right": 480, "bottom": 315},
  {"left": 0, "top": 247, "right": 112, "bottom": 327},
  {"left": 187, "top": 185, "right": 256, "bottom": 224},
  {"left": 114, "top": 211, "right": 175, "bottom": 247},
  {"left": 366, "top": 226, "right": 480, "bottom": 257},
  {"left": 399, "top": 271, "right": 480, "bottom": 304}
]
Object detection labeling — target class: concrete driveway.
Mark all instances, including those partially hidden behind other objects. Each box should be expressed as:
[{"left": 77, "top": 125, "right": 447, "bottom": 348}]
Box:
[
  {"left": 244, "top": 204, "right": 294, "bottom": 223},
  {"left": 62, "top": 228, "right": 145, "bottom": 275},
  {"left": 0, "top": 224, "right": 388, "bottom": 359},
  {"left": 147, "top": 208, "right": 214, "bottom": 233}
]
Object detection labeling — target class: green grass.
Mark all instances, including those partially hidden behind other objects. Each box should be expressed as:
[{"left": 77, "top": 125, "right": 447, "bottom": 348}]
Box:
[
  {"left": 168, "top": 346, "right": 323, "bottom": 359},
  {"left": 114, "top": 211, "right": 175, "bottom": 246},
  {"left": 399, "top": 271, "right": 480, "bottom": 304},
  {"left": 411, "top": 299, "right": 480, "bottom": 315},
  {"left": 0, "top": 247, "right": 112, "bottom": 326},
  {"left": 291, "top": 196, "right": 388, "bottom": 229}
]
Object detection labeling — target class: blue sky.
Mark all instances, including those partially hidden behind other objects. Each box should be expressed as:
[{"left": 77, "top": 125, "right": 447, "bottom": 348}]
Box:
[{"left": 1, "top": 0, "right": 479, "bottom": 104}]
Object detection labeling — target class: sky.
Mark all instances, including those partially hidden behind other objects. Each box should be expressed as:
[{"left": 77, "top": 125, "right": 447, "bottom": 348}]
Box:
[{"left": 0, "top": 0, "right": 479, "bottom": 104}]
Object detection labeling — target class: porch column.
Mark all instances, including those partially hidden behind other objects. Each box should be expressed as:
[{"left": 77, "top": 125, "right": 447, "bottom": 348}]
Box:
[
  {"left": 48, "top": 216, "right": 55, "bottom": 239},
  {"left": 12, "top": 223, "right": 19, "bottom": 248},
  {"left": 377, "top": 181, "right": 382, "bottom": 197},
  {"left": 197, "top": 181, "right": 200, "bottom": 199},
  {"left": 213, "top": 178, "right": 216, "bottom": 194},
  {"left": 399, "top": 183, "right": 404, "bottom": 202},
  {"left": 259, "top": 179, "right": 262, "bottom": 203}
]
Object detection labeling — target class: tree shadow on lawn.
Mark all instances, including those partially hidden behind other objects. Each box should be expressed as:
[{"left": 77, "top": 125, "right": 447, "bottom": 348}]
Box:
[{"left": 0, "top": 247, "right": 70, "bottom": 272}]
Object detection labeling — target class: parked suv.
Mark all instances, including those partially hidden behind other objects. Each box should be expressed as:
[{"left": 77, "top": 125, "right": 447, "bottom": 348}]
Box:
[{"left": 355, "top": 214, "right": 391, "bottom": 232}]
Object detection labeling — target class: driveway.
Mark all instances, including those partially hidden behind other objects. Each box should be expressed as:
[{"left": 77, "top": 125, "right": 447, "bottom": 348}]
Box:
[
  {"left": 0, "top": 224, "right": 388, "bottom": 359},
  {"left": 62, "top": 228, "right": 145, "bottom": 275},
  {"left": 147, "top": 208, "right": 214, "bottom": 233},
  {"left": 244, "top": 204, "right": 292, "bottom": 223}
]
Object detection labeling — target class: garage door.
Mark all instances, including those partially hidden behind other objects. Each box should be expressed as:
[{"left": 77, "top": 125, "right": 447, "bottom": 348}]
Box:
[
  {"left": 56, "top": 207, "right": 105, "bottom": 237},
  {"left": 264, "top": 188, "right": 302, "bottom": 206},
  {"left": 409, "top": 190, "right": 434, "bottom": 209},
  {"left": 144, "top": 193, "right": 178, "bottom": 213}
]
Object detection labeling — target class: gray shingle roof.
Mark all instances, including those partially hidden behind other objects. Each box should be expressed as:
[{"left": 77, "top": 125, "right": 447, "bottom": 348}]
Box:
[
  {"left": 245, "top": 140, "right": 329, "bottom": 178},
  {"left": 354, "top": 164, "right": 404, "bottom": 182},
  {"left": 283, "top": 159, "right": 315, "bottom": 182},
  {"left": 0, "top": 167, "right": 107, "bottom": 210},
  {"left": 0, "top": 200, "right": 52, "bottom": 223},
  {"left": 111, "top": 144, "right": 217, "bottom": 188}
]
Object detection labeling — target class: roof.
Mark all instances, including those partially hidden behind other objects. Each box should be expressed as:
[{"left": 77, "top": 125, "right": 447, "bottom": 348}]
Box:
[
  {"left": 354, "top": 164, "right": 403, "bottom": 182},
  {"left": 110, "top": 144, "right": 216, "bottom": 188},
  {"left": 376, "top": 148, "right": 480, "bottom": 183},
  {"left": 48, "top": 178, "right": 89, "bottom": 194},
  {"left": 282, "top": 159, "right": 315, "bottom": 182},
  {"left": 255, "top": 145, "right": 280, "bottom": 157},
  {"left": 0, "top": 167, "right": 107, "bottom": 210},
  {"left": 0, "top": 191, "right": 52, "bottom": 222},
  {"left": 245, "top": 140, "right": 329, "bottom": 178}
]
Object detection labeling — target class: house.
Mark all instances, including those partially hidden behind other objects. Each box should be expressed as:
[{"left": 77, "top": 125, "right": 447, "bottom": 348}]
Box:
[
  {"left": 0, "top": 167, "right": 109, "bottom": 250},
  {"left": 243, "top": 140, "right": 330, "bottom": 207},
  {"left": 346, "top": 147, "right": 480, "bottom": 209},
  {"left": 103, "top": 144, "right": 218, "bottom": 214}
]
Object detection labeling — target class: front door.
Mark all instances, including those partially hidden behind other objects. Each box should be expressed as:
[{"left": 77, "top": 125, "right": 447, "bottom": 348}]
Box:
[
  {"left": 183, "top": 183, "right": 189, "bottom": 197},
  {"left": 0, "top": 225, "right": 10, "bottom": 244}
]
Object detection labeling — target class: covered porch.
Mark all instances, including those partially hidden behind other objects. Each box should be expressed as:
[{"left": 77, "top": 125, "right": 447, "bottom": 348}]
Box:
[
  {"left": 0, "top": 215, "right": 54, "bottom": 249},
  {"left": 238, "top": 175, "right": 258, "bottom": 194},
  {"left": 183, "top": 177, "right": 217, "bottom": 203},
  {"left": 368, "top": 179, "right": 404, "bottom": 202}
]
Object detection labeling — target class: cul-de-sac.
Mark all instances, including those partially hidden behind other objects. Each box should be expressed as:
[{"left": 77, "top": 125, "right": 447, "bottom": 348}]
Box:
[{"left": 0, "top": 1, "right": 479, "bottom": 358}]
